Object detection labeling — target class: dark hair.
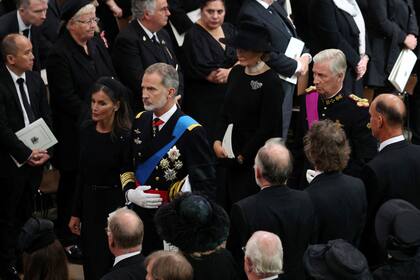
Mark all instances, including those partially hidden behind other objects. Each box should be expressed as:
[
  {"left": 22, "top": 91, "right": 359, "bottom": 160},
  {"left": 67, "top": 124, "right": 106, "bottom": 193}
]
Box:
[
  {"left": 375, "top": 99, "right": 406, "bottom": 128},
  {"left": 304, "top": 120, "right": 350, "bottom": 172},
  {"left": 199, "top": 0, "right": 224, "bottom": 9},
  {"left": 146, "top": 251, "right": 193, "bottom": 280},
  {"left": 108, "top": 208, "right": 144, "bottom": 249},
  {"left": 23, "top": 239, "right": 69, "bottom": 280},
  {"left": 90, "top": 77, "right": 132, "bottom": 139}
]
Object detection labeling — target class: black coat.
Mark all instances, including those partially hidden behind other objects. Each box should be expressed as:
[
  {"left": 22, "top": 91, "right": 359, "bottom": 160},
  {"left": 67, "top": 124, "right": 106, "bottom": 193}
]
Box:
[
  {"left": 366, "top": 0, "right": 419, "bottom": 87},
  {"left": 0, "top": 10, "right": 43, "bottom": 71},
  {"left": 305, "top": 172, "right": 367, "bottom": 246},
  {"left": 46, "top": 29, "right": 115, "bottom": 171},
  {"left": 128, "top": 108, "right": 216, "bottom": 255},
  {"left": 100, "top": 254, "right": 147, "bottom": 280},
  {"left": 229, "top": 186, "right": 315, "bottom": 280},
  {"left": 112, "top": 20, "right": 182, "bottom": 112}
]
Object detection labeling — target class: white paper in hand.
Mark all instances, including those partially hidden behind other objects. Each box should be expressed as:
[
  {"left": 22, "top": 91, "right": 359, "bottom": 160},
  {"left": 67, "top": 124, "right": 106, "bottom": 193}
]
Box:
[
  {"left": 388, "top": 49, "right": 417, "bottom": 92},
  {"left": 222, "top": 123, "right": 235, "bottom": 159},
  {"left": 278, "top": 37, "right": 305, "bottom": 84}
]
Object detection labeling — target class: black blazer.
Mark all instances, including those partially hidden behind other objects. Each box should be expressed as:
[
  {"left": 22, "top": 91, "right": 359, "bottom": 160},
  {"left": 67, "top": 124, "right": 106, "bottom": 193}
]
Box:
[
  {"left": 46, "top": 29, "right": 115, "bottom": 171},
  {"left": 0, "top": 10, "right": 42, "bottom": 71},
  {"left": 0, "top": 65, "right": 51, "bottom": 175},
  {"left": 229, "top": 186, "right": 315, "bottom": 280},
  {"left": 100, "top": 254, "right": 146, "bottom": 280},
  {"left": 305, "top": 172, "right": 367, "bottom": 246},
  {"left": 112, "top": 20, "right": 183, "bottom": 112},
  {"left": 238, "top": 0, "right": 309, "bottom": 78}
]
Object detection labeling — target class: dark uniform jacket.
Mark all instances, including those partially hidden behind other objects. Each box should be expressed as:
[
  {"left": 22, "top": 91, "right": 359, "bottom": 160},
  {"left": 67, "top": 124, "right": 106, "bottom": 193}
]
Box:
[
  {"left": 100, "top": 254, "right": 146, "bottom": 280},
  {"left": 126, "top": 108, "right": 216, "bottom": 255},
  {"left": 305, "top": 172, "right": 367, "bottom": 246},
  {"left": 46, "top": 29, "right": 115, "bottom": 171},
  {"left": 112, "top": 20, "right": 183, "bottom": 112},
  {"left": 229, "top": 186, "right": 315, "bottom": 280},
  {"left": 297, "top": 90, "right": 377, "bottom": 180},
  {"left": 0, "top": 11, "right": 42, "bottom": 71}
]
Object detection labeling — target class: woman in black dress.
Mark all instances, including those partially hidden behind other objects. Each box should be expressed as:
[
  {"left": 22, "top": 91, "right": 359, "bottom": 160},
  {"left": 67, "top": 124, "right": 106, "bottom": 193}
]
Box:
[
  {"left": 182, "top": 0, "right": 236, "bottom": 142},
  {"left": 213, "top": 22, "right": 284, "bottom": 208},
  {"left": 68, "top": 77, "right": 132, "bottom": 279}
]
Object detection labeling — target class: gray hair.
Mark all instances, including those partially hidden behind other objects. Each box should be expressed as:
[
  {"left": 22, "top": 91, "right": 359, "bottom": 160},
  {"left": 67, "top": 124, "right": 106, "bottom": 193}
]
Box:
[
  {"left": 313, "top": 49, "right": 347, "bottom": 76},
  {"left": 107, "top": 208, "right": 144, "bottom": 249},
  {"left": 18, "top": 0, "right": 47, "bottom": 9},
  {"left": 145, "top": 63, "right": 179, "bottom": 94},
  {"left": 131, "top": 0, "right": 156, "bottom": 19},
  {"left": 245, "top": 231, "right": 284, "bottom": 277},
  {"left": 254, "top": 138, "right": 292, "bottom": 186}
]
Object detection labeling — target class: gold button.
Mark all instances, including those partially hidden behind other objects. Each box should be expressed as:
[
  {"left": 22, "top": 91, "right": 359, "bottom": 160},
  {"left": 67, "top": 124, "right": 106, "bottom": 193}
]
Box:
[{"left": 155, "top": 177, "right": 160, "bottom": 181}]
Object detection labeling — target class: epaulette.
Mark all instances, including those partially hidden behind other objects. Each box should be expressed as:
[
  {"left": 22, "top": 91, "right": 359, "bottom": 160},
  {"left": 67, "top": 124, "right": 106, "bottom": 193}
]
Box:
[
  {"left": 348, "top": 94, "right": 369, "bottom": 107},
  {"left": 135, "top": 111, "right": 146, "bottom": 119},
  {"left": 187, "top": 123, "right": 201, "bottom": 131},
  {"left": 305, "top": 85, "right": 317, "bottom": 94}
]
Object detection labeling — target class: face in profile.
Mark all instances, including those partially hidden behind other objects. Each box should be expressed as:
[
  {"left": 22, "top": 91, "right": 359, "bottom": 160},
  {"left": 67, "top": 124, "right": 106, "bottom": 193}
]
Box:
[
  {"left": 147, "top": 0, "right": 170, "bottom": 29},
  {"left": 91, "top": 90, "right": 118, "bottom": 124},
  {"left": 20, "top": 0, "right": 48, "bottom": 26},
  {"left": 312, "top": 60, "right": 343, "bottom": 97},
  {"left": 8, "top": 36, "right": 34, "bottom": 72},
  {"left": 201, "top": 0, "right": 225, "bottom": 30},
  {"left": 142, "top": 72, "right": 171, "bottom": 113}
]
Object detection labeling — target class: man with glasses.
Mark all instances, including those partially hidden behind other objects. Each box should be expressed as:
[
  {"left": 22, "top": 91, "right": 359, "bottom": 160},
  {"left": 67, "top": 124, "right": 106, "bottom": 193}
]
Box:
[
  {"left": 112, "top": 0, "right": 183, "bottom": 113},
  {"left": 0, "top": 0, "right": 48, "bottom": 71}
]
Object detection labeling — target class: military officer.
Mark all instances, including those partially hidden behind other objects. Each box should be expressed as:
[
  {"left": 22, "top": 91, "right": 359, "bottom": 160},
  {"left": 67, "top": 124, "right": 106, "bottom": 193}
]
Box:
[
  {"left": 120, "top": 63, "right": 216, "bottom": 255},
  {"left": 295, "top": 49, "right": 377, "bottom": 185}
]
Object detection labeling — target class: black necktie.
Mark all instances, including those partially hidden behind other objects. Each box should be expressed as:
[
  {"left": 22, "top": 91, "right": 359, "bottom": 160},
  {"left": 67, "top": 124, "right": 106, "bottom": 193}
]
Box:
[
  {"left": 268, "top": 6, "right": 293, "bottom": 36},
  {"left": 22, "top": 28, "right": 30, "bottom": 38},
  {"left": 151, "top": 34, "right": 159, "bottom": 44},
  {"left": 16, "top": 78, "right": 35, "bottom": 123}
]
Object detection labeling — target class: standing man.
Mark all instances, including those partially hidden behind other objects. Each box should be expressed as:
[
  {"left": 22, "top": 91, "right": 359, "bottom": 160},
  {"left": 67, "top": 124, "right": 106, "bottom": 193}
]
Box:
[
  {"left": 101, "top": 208, "right": 146, "bottom": 280},
  {"left": 0, "top": 33, "right": 51, "bottom": 279},
  {"left": 361, "top": 93, "right": 420, "bottom": 265},
  {"left": 243, "top": 231, "right": 284, "bottom": 280},
  {"left": 112, "top": 0, "right": 182, "bottom": 112},
  {"left": 297, "top": 49, "right": 377, "bottom": 181},
  {"left": 238, "top": 0, "right": 311, "bottom": 138},
  {"left": 229, "top": 139, "right": 315, "bottom": 280},
  {"left": 0, "top": 0, "right": 48, "bottom": 71},
  {"left": 122, "top": 63, "right": 216, "bottom": 255}
]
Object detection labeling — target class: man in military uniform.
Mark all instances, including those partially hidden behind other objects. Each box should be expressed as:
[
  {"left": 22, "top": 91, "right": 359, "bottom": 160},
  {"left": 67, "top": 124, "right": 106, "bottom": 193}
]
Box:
[
  {"left": 294, "top": 49, "right": 377, "bottom": 186},
  {"left": 120, "top": 63, "right": 216, "bottom": 255}
]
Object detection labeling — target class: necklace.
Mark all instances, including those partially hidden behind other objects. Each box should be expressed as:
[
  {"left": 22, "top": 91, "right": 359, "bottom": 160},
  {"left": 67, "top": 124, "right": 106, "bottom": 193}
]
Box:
[{"left": 246, "top": 61, "right": 265, "bottom": 75}]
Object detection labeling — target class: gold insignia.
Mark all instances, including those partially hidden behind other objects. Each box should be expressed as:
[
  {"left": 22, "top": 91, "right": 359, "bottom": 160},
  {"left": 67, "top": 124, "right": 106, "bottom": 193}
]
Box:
[
  {"left": 348, "top": 94, "right": 369, "bottom": 107},
  {"left": 324, "top": 93, "right": 343, "bottom": 105},
  {"left": 134, "top": 137, "right": 142, "bottom": 145},
  {"left": 135, "top": 111, "right": 145, "bottom": 119},
  {"left": 134, "top": 128, "right": 141, "bottom": 134},
  {"left": 120, "top": 172, "right": 135, "bottom": 189},
  {"left": 367, "top": 123, "right": 371, "bottom": 129},
  {"left": 143, "top": 36, "right": 146, "bottom": 41},
  {"left": 305, "top": 85, "right": 317, "bottom": 93},
  {"left": 187, "top": 124, "right": 201, "bottom": 131},
  {"left": 168, "top": 176, "right": 188, "bottom": 200}
]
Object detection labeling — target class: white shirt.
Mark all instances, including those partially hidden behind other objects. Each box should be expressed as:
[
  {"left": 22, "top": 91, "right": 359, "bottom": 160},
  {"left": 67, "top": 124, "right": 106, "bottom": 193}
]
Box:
[
  {"left": 153, "top": 104, "right": 177, "bottom": 131},
  {"left": 138, "top": 20, "right": 159, "bottom": 43},
  {"left": 378, "top": 135, "right": 405, "bottom": 152},
  {"left": 113, "top": 251, "right": 141, "bottom": 266},
  {"left": 17, "top": 11, "right": 31, "bottom": 38},
  {"left": 7, "top": 66, "right": 31, "bottom": 126}
]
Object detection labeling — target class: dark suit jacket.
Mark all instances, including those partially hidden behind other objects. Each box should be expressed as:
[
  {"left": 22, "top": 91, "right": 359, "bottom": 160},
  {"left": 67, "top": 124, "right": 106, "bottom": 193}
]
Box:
[
  {"left": 238, "top": 0, "right": 308, "bottom": 78},
  {"left": 112, "top": 20, "right": 183, "bottom": 112},
  {"left": 100, "top": 254, "right": 146, "bottom": 280},
  {"left": 46, "top": 29, "right": 115, "bottom": 171},
  {"left": 305, "top": 172, "right": 367, "bottom": 246},
  {"left": 0, "top": 10, "right": 42, "bottom": 71},
  {"left": 0, "top": 65, "right": 51, "bottom": 175},
  {"left": 229, "top": 186, "right": 315, "bottom": 280},
  {"left": 128, "top": 108, "right": 216, "bottom": 255}
]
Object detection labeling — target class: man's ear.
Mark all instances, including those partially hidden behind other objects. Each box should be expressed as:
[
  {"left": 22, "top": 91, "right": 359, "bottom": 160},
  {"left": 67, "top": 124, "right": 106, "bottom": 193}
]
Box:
[
  {"left": 168, "top": 88, "right": 176, "bottom": 99},
  {"left": 244, "top": 256, "right": 253, "bottom": 273},
  {"left": 6, "top": 54, "right": 15, "bottom": 66}
]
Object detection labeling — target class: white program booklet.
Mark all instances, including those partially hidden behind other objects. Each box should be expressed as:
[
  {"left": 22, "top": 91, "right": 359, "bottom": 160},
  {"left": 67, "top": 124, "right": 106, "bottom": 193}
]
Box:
[
  {"left": 11, "top": 118, "right": 57, "bottom": 167},
  {"left": 222, "top": 123, "right": 235, "bottom": 159},
  {"left": 169, "top": 8, "right": 201, "bottom": 47},
  {"left": 388, "top": 49, "right": 417, "bottom": 93},
  {"left": 278, "top": 37, "right": 305, "bottom": 85}
]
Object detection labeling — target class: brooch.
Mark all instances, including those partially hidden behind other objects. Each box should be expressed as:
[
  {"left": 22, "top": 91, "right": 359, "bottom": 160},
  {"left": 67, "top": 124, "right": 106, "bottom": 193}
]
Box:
[{"left": 250, "top": 80, "right": 263, "bottom": 90}]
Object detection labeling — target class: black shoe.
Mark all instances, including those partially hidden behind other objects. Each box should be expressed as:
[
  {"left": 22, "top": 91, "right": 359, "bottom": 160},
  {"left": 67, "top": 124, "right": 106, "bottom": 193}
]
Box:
[
  {"left": 65, "top": 245, "right": 83, "bottom": 264},
  {"left": 0, "top": 265, "right": 20, "bottom": 280}
]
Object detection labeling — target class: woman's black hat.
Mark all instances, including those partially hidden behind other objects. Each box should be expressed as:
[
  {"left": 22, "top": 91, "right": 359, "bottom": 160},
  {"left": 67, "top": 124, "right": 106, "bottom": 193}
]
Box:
[
  {"left": 219, "top": 21, "right": 273, "bottom": 52},
  {"left": 61, "top": 0, "right": 92, "bottom": 22},
  {"left": 18, "top": 217, "right": 56, "bottom": 254}
]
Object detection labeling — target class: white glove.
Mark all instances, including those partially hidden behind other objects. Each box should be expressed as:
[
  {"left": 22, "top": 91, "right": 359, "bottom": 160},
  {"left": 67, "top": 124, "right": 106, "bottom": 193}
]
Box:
[
  {"left": 306, "top": 169, "right": 323, "bottom": 183},
  {"left": 127, "top": 186, "right": 162, "bottom": 209}
]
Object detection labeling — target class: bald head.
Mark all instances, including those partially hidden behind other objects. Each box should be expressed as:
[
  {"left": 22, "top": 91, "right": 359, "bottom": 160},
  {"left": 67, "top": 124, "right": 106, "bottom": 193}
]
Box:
[
  {"left": 372, "top": 94, "right": 406, "bottom": 128},
  {"left": 255, "top": 139, "right": 292, "bottom": 186},
  {"left": 245, "top": 231, "right": 283, "bottom": 277},
  {"left": 107, "top": 208, "right": 144, "bottom": 249}
]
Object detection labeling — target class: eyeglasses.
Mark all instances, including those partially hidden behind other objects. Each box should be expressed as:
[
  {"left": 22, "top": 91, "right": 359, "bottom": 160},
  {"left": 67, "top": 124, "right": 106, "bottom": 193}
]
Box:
[
  {"left": 75, "top": 17, "right": 100, "bottom": 25},
  {"left": 242, "top": 246, "right": 246, "bottom": 253}
]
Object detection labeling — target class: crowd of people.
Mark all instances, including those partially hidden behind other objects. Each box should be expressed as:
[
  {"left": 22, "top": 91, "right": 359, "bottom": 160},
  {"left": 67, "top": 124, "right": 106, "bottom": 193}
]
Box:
[{"left": 1, "top": 0, "right": 420, "bottom": 279}]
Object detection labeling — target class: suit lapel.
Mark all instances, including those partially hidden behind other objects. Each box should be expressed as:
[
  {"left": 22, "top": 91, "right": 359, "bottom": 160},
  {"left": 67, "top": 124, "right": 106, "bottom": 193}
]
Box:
[
  {"left": 0, "top": 67, "right": 24, "bottom": 117},
  {"left": 133, "top": 21, "right": 168, "bottom": 61},
  {"left": 25, "top": 72, "right": 39, "bottom": 117},
  {"left": 339, "top": 9, "right": 359, "bottom": 36}
]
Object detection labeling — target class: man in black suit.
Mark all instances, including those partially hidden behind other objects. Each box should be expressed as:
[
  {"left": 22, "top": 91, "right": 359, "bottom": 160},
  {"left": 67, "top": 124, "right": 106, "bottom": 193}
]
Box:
[
  {"left": 238, "top": 0, "right": 311, "bottom": 138},
  {"left": 122, "top": 63, "right": 216, "bottom": 255},
  {"left": 361, "top": 93, "right": 420, "bottom": 265},
  {"left": 244, "top": 231, "right": 284, "bottom": 280},
  {"left": 0, "top": 33, "right": 51, "bottom": 279},
  {"left": 229, "top": 139, "right": 315, "bottom": 280},
  {"left": 112, "top": 0, "right": 182, "bottom": 112},
  {"left": 101, "top": 208, "right": 146, "bottom": 280},
  {"left": 0, "top": 0, "right": 48, "bottom": 71}
]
